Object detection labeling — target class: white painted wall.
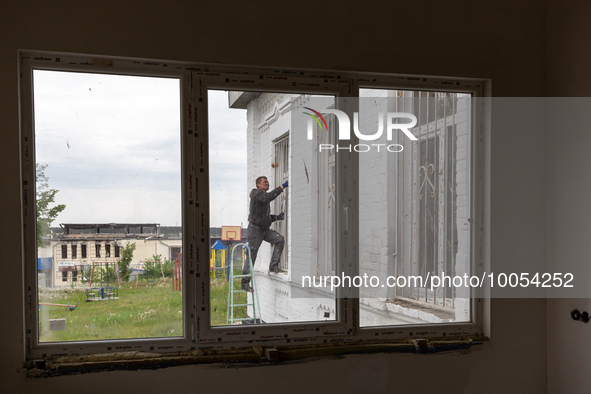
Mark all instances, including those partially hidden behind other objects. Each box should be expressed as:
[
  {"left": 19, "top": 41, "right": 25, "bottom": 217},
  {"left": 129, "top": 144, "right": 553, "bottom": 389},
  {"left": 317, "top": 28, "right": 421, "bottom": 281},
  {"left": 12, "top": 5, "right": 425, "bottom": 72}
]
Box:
[
  {"left": 246, "top": 93, "right": 338, "bottom": 323},
  {"left": 247, "top": 91, "right": 472, "bottom": 325}
]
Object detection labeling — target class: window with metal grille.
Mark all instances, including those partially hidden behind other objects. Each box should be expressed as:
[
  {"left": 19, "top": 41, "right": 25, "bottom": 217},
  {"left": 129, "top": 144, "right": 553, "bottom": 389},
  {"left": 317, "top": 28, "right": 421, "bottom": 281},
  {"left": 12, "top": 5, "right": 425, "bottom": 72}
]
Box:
[
  {"left": 316, "top": 116, "right": 336, "bottom": 277},
  {"left": 358, "top": 89, "right": 472, "bottom": 326},
  {"left": 273, "top": 136, "right": 289, "bottom": 271}
]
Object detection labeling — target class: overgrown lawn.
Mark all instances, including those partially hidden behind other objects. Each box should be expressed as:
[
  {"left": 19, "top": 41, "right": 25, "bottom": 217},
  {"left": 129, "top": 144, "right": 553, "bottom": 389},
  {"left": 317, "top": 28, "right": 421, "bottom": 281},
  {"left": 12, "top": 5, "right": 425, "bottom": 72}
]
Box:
[{"left": 39, "top": 276, "right": 247, "bottom": 342}]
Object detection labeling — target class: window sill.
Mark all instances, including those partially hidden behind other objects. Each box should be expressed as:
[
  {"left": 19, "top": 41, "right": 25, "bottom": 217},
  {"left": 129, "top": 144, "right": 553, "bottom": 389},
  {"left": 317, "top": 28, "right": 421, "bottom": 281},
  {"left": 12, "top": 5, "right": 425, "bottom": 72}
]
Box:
[{"left": 25, "top": 336, "right": 485, "bottom": 378}]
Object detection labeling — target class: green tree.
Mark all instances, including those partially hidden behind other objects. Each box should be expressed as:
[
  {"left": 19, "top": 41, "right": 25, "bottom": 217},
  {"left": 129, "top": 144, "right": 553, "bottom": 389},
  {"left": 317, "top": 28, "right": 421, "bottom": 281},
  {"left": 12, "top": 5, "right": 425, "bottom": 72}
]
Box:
[
  {"left": 162, "top": 258, "right": 174, "bottom": 278},
  {"left": 117, "top": 242, "right": 136, "bottom": 282},
  {"left": 36, "top": 163, "right": 66, "bottom": 248}
]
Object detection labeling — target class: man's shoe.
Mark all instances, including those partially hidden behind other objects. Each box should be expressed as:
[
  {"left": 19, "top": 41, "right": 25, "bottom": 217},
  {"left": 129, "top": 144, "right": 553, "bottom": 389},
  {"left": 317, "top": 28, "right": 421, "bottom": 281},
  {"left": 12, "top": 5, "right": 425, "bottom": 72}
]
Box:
[
  {"left": 269, "top": 264, "right": 280, "bottom": 273},
  {"left": 241, "top": 282, "right": 253, "bottom": 292}
]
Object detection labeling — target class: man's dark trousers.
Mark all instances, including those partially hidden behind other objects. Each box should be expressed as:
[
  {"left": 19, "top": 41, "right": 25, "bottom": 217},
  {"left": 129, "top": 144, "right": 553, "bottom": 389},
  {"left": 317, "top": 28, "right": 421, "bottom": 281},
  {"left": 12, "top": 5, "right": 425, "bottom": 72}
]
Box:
[{"left": 242, "top": 224, "right": 284, "bottom": 285}]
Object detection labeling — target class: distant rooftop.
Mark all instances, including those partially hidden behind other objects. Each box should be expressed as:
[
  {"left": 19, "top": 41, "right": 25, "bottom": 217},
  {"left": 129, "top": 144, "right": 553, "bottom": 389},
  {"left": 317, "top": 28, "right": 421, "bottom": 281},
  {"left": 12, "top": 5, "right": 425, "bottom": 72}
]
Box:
[
  {"left": 50, "top": 224, "right": 245, "bottom": 240},
  {"left": 62, "top": 223, "right": 159, "bottom": 236}
]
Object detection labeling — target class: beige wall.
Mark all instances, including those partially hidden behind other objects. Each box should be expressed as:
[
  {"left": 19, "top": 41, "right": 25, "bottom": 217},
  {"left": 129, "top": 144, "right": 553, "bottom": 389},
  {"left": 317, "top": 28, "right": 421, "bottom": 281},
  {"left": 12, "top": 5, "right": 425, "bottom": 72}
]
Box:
[
  {"left": 37, "top": 238, "right": 181, "bottom": 287},
  {"left": 0, "top": 1, "right": 550, "bottom": 393},
  {"left": 545, "top": 1, "right": 591, "bottom": 393}
]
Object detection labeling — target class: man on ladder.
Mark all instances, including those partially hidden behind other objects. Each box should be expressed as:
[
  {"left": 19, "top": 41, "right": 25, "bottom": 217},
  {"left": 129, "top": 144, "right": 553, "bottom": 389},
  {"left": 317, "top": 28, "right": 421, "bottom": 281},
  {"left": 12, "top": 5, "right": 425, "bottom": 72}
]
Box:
[{"left": 241, "top": 176, "right": 288, "bottom": 292}]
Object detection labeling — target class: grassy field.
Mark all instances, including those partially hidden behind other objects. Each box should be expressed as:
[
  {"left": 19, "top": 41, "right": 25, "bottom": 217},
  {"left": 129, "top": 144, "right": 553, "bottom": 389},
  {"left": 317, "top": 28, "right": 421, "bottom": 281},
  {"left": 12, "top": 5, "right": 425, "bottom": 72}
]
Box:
[{"left": 39, "top": 277, "right": 247, "bottom": 342}]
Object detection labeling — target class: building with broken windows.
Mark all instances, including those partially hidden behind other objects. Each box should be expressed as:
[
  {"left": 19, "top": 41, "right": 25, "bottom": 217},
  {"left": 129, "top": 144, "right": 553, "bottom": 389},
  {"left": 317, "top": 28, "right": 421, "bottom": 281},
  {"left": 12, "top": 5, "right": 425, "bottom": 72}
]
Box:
[{"left": 38, "top": 223, "right": 182, "bottom": 287}]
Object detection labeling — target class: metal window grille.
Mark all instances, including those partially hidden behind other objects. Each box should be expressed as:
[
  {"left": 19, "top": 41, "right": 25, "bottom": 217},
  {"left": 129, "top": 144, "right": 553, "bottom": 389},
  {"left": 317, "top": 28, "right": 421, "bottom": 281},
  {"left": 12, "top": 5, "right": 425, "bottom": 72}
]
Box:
[
  {"left": 317, "top": 117, "right": 336, "bottom": 277},
  {"left": 395, "top": 91, "right": 465, "bottom": 310},
  {"left": 273, "top": 136, "right": 289, "bottom": 271}
]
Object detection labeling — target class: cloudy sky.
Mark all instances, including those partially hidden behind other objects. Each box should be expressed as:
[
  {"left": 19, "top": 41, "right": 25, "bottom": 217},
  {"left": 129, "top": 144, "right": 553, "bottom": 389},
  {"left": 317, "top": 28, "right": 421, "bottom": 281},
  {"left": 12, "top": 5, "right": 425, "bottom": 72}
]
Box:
[
  {"left": 34, "top": 70, "right": 247, "bottom": 228},
  {"left": 207, "top": 90, "right": 248, "bottom": 227}
]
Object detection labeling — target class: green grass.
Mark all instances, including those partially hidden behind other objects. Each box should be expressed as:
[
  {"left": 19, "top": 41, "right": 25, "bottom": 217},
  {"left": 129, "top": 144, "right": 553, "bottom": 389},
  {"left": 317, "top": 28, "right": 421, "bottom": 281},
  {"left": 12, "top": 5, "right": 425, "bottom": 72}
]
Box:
[
  {"left": 210, "top": 277, "right": 247, "bottom": 326},
  {"left": 38, "top": 277, "right": 248, "bottom": 342}
]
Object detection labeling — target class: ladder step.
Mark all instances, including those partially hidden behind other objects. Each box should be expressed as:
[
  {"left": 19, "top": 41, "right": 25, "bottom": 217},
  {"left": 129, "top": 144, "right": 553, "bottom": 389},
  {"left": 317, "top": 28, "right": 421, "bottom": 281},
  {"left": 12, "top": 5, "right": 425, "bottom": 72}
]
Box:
[{"left": 227, "top": 243, "right": 261, "bottom": 325}]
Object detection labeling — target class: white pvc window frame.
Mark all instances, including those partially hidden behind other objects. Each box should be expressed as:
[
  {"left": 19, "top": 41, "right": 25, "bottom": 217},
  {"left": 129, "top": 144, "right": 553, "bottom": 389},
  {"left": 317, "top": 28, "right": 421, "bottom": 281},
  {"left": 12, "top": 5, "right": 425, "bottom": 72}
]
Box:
[{"left": 20, "top": 51, "right": 487, "bottom": 361}]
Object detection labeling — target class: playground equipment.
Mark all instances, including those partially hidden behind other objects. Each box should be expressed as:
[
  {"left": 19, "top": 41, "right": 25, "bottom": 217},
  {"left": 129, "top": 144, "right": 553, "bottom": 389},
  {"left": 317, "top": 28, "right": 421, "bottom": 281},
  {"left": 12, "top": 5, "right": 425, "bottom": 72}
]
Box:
[
  {"left": 86, "top": 261, "right": 121, "bottom": 301},
  {"left": 86, "top": 287, "right": 119, "bottom": 301},
  {"left": 226, "top": 243, "right": 262, "bottom": 325},
  {"left": 210, "top": 240, "right": 226, "bottom": 278},
  {"left": 39, "top": 300, "right": 80, "bottom": 311},
  {"left": 134, "top": 258, "right": 167, "bottom": 287},
  {"left": 88, "top": 261, "right": 121, "bottom": 287},
  {"left": 172, "top": 253, "right": 182, "bottom": 291}
]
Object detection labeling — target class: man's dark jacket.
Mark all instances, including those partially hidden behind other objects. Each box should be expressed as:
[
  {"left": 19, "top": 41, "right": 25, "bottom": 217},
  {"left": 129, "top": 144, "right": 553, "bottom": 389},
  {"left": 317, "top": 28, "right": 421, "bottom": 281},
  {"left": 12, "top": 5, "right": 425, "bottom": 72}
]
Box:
[{"left": 248, "top": 186, "right": 282, "bottom": 229}]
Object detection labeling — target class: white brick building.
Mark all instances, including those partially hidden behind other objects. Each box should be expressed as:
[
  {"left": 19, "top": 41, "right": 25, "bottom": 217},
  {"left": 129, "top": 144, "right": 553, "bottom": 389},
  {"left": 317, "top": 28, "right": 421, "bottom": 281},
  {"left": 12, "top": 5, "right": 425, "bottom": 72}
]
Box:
[{"left": 231, "top": 90, "right": 472, "bottom": 326}]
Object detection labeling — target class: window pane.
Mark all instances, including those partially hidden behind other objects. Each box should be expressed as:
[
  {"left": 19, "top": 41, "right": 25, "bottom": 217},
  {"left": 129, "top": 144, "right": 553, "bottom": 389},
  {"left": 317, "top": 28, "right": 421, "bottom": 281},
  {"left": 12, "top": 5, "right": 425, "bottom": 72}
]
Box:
[
  {"left": 34, "top": 70, "right": 182, "bottom": 342},
  {"left": 208, "top": 90, "right": 336, "bottom": 326},
  {"left": 358, "top": 89, "right": 472, "bottom": 327}
]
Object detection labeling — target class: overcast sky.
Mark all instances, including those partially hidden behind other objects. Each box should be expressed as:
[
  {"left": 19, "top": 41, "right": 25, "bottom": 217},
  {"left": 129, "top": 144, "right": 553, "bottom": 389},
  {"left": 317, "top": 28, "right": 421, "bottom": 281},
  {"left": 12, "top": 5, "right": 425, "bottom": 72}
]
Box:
[
  {"left": 208, "top": 90, "right": 248, "bottom": 227},
  {"left": 34, "top": 70, "right": 247, "bottom": 228}
]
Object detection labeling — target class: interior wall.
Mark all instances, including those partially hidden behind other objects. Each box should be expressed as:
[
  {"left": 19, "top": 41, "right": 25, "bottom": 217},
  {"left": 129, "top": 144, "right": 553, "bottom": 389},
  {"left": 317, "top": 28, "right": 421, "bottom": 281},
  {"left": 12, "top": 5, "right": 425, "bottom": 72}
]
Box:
[
  {"left": 545, "top": 1, "right": 591, "bottom": 393},
  {"left": 0, "top": 1, "right": 548, "bottom": 393}
]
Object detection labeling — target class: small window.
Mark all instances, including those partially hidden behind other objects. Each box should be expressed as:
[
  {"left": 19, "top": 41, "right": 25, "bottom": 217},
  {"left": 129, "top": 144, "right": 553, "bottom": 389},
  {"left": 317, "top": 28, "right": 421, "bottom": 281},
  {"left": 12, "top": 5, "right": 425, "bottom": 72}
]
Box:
[
  {"left": 72, "top": 270, "right": 78, "bottom": 282},
  {"left": 71, "top": 244, "right": 77, "bottom": 259},
  {"left": 61, "top": 271, "right": 68, "bottom": 282},
  {"left": 61, "top": 244, "right": 67, "bottom": 259},
  {"left": 114, "top": 245, "right": 120, "bottom": 258},
  {"left": 81, "top": 244, "right": 87, "bottom": 258},
  {"left": 95, "top": 243, "right": 101, "bottom": 258},
  {"left": 105, "top": 244, "right": 111, "bottom": 258}
]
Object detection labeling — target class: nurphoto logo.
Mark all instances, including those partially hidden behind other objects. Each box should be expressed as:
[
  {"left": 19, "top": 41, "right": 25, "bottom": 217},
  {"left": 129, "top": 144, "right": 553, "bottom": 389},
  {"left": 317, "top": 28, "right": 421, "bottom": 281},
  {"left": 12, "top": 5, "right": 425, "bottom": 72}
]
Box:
[{"left": 303, "top": 107, "right": 418, "bottom": 153}]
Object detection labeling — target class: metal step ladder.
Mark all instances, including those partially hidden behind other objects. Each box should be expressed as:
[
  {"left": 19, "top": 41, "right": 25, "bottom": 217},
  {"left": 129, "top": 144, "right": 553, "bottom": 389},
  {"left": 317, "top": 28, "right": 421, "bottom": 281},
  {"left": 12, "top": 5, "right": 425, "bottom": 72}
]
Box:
[{"left": 226, "top": 243, "right": 262, "bottom": 325}]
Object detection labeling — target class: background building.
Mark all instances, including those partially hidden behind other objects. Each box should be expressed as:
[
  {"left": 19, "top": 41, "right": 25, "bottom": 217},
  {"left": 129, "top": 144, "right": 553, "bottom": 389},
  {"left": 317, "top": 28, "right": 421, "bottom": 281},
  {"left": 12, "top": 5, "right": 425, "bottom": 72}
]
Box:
[{"left": 38, "top": 223, "right": 182, "bottom": 287}]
